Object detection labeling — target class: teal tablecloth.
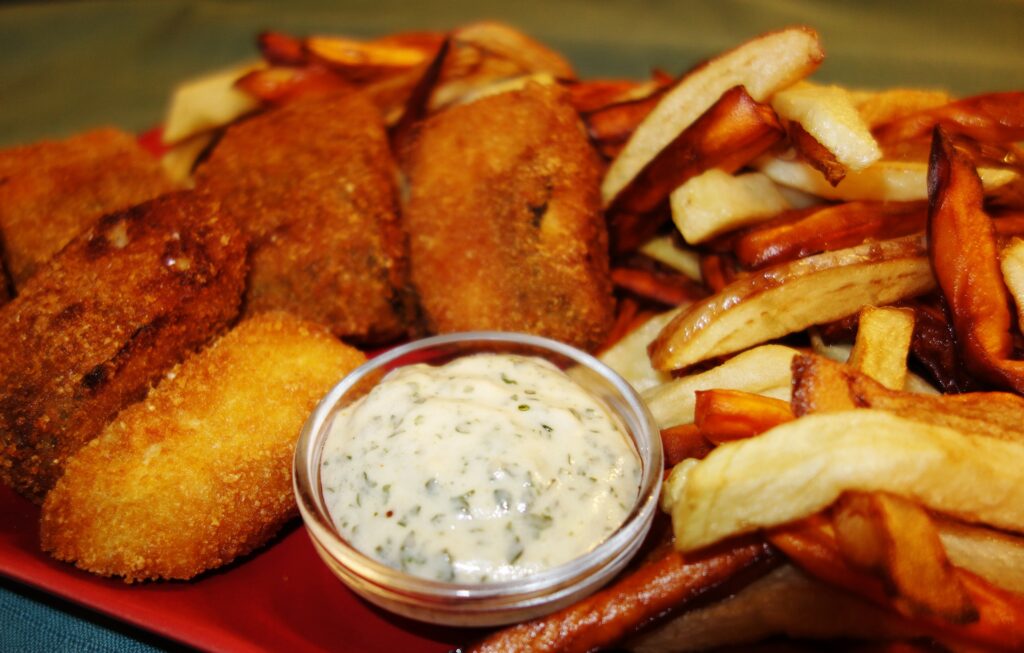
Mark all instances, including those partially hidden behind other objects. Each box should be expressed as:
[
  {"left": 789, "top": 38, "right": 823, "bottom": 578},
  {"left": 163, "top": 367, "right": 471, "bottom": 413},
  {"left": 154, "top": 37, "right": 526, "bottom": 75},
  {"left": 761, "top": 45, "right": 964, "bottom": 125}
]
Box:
[{"left": 0, "top": 1, "right": 1022, "bottom": 651}]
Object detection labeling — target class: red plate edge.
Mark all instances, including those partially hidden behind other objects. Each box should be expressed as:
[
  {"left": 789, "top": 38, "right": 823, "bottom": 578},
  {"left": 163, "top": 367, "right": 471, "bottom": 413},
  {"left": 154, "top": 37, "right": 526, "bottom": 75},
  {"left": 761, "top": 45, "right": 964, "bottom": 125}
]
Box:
[{"left": 0, "top": 485, "right": 484, "bottom": 652}]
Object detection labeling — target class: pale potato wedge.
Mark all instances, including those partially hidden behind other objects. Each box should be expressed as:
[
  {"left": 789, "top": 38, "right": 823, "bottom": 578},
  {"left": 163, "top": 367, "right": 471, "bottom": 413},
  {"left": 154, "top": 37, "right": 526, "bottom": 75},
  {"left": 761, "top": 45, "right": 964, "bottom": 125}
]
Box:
[
  {"left": 597, "top": 308, "right": 680, "bottom": 392},
  {"left": 162, "top": 62, "right": 264, "bottom": 145},
  {"left": 848, "top": 305, "right": 915, "bottom": 390},
  {"left": 772, "top": 81, "right": 881, "bottom": 171},
  {"left": 638, "top": 235, "right": 703, "bottom": 282},
  {"left": 669, "top": 170, "right": 790, "bottom": 244},
  {"left": 642, "top": 344, "right": 799, "bottom": 428},
  {"left": 756, "top": 153, "right": 1018, "bottom": 201},
  {"left": 160, "top": 132, "right": 213, "bottom": 185},
  {"left": 601, "top": 26, "right": 824, "bottom": 207},
  {"left": 649, "top": 236, "right": 935, "bottom": 371},
  {"left": 670, "top": 409, "right": 1024, "bottom": 552},
  {"left": 937, "top": 518, "right": 1024, "bottom": 595}
]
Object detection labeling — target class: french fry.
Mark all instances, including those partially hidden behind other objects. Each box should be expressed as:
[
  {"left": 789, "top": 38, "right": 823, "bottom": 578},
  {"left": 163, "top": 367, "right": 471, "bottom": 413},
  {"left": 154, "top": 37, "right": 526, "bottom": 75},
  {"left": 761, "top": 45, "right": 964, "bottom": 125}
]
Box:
[
  {"left": 451, "top": 21, "right": 575, "bottom": 80},
  {"left": 999, "top": 237, "right": 1024, "bottom": 329},
  {"left": 162, "top": 62, "right": 264, "bottom": 145},
  {"left": 598, "top": 308, "right": 680, "bottom": 392},
  {"left": 660, "top": 424, "right": 714, "bottom": 467},
  {"left": 469, "top": 540, "right": 777, "bottom": 653},
  {"left": 851, "top": 87, "right": 955, "bottom": 129},
  {"left": 697, "top": 252, "right": 743, "bottom": 293},
  {"left": 649, "top": 236, "right": 935, "bottom": 372},
  {"left": 693, "top": 389, "right": 794, "bottom": 443},
  {"left": 771, "top": 80, "right": 882, "bottom": 171},
  {"left": 669, "top": 409, "right": 1024, "bottom": 553},
  {"left": 233, "top": 65, "right": 349, "bottom": 106},
  {"left": 791, "top": 352, "right": 1024, "bottom": 443},
  {"left": 847, "top": 305, "right": 915, "bottom": 390},
  {"left": 928, "top": 126, "right": 1024, "bottom": 392},
  {"left": 602, "top": 26, "right": 824, "bottom": 207},
  {"left": 874, "top": 91, "right": 1024, "bottom": 146},
  {"left": 642, "top": 344, "right": 798, "bottom": 428},
  {"left": 937, "top": 518, "right": 1024, "bottom": 596},
  {"left": 770, "top": 516, "right": 1024, "bottom": 652},
  {"left": 787, "top": 120, "right": 847, "bottom": 185},
  {"left": 669, "top": 169, "right": 790, "bottom": 244},
  {"left": 638, "top": 234, "right": 703, "bottom": 282},
  {"left": 757, "top": 153, "right": 1018, "bottom": 202},
  {"left": 256, "top": 30, "right": 307, "bottom": 66},
  {"left": 830, "top": 491, "right": 977, "bottom": 624},
  {"left": 305, "top": 35, "right": 434, "bottom": 82},
  {"left": 734, "top": 200, "right": 927, "bottom": 268},
  {"left": 610, "top": 266, "right": 704, "bottom": 307},
  {"left": 609, "top": 85, "right": 785, "bottom": 215},
  {"left": 583, "top": 90, "right": 668, "bottom": 159}
]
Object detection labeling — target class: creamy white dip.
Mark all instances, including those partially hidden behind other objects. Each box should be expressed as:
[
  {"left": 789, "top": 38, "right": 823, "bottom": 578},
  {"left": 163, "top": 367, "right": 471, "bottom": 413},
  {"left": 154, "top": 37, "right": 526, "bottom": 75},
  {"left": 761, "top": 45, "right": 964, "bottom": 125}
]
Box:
[{"left": 320, "top": 353, "right": 641, "bottom": 583}]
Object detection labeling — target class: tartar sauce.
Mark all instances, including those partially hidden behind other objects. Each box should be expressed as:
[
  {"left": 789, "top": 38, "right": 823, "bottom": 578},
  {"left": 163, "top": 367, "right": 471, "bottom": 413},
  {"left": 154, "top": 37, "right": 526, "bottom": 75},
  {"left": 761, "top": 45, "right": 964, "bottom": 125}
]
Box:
[{"left": 320, "top": 353, "right": 641, "bottom": 583}]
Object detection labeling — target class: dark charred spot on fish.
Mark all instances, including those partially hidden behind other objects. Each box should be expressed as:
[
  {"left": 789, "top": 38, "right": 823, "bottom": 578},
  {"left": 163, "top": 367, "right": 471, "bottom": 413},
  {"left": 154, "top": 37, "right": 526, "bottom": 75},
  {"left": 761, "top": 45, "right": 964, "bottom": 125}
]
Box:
[
  {"left": 80, "top": 364, "right": 109, "bottom": 391},
  {"left": 50, "top": 302, "right": 85, "bottom": 328}
]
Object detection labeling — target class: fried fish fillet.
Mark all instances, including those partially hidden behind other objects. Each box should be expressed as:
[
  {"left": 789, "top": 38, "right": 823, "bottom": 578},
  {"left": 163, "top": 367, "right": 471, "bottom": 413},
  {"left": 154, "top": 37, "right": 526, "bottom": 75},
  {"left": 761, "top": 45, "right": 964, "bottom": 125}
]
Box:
[
  {"left": 0, "top": 192, "right": 247, "bottom": 502},
  {"left": 40, "top": 311, "right": 365, "bottom": 582},
  {"left": 195, "top": 90, "right": 413, "bottom": 344},
  {"left": 401, "top": 83, "right": 615, "bottom": 351},
  {"left": 0, "top": 127, "right": 176, "bottom": 289}
]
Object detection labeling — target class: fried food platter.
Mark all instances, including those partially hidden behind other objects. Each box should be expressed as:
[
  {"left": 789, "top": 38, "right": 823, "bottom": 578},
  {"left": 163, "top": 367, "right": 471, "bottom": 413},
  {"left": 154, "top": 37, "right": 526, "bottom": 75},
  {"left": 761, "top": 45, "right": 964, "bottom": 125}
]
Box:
[{"left": 3, "top": 2, "right": 1024, "bottom": 652}]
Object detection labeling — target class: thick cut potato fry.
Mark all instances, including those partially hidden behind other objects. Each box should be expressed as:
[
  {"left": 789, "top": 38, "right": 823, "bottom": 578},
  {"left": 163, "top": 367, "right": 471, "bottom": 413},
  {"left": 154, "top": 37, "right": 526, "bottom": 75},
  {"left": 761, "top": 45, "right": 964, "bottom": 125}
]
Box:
[
  {"left": 470, "top": 540, "right": 777, "bottom": 653},
  {"left": 305, "top": 35, "right": 432, "bottom": 81},
  {"left": 693, "top": 389, "right": 794, "bottom": 443},
  {"left": 848, "top": 305, "right": 915, "bottom": 390},
  {"left": 162, "top": 62, "right": 264, "bottom": 144},
  {"left": 609, "top": 85, "right": 784, "bottom": 215},
  {"left": 791, "top": 353, "right": 1024, "bottom": 443},
  {"left": 787, "top": 120, "right": 847, "bottom": 185},
  {"left": 734, "top": 200, "right": 927, "bottom": 269},
  {"left": 602, "top": 26, "right": 823, "bottom": 206},
  {"left": 928, "top": 127, "right": 1024, "bottom": 392},
  {"left": 771, "top": 81, "right": 882, "bottom": 171},
  {"left": 937, "top": 518, "right": 1024, "bottom": 596},
  {"left": 670, "top": 409, "right": 1024, "bottom": 553},
  {"left": 831, "top": 491, "right": 977, "bottom": 623},
  {"left": 649, "top": 236, "right": 935, "bottom": 372},
  {"left": 642, "top": 344, "right": 799, "bottom": 429},
  {"left": 874, "top": 91, "right": 1024, "bottom": 146},
  {"left": 999, "top": 237, "right": 1024, "bottom": 332},
  {"left": 757, "top": 154, "right": 1017, "bottom": 202},
  {"left": 638, "top": 235, "right": 703, "bottom": 281},
  {"left": 660, "top": 424, "right": 714, "bottom": 467},
  {"left": 598, "top": 308, "right": 680, "bottom": 392},
  {"left": 670, "top": 169, "right": 789, "bottom": 244}
]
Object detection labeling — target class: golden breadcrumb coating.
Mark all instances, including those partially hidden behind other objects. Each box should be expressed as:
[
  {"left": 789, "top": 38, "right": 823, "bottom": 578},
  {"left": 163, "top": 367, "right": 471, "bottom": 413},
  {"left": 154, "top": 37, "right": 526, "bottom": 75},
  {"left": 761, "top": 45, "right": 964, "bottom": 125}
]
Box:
[
  {"left": 402, "top": 83, "right": 615, "bottom": 352},
  {"left": 195, "top": 91, "right": 413, "bottom": 344},
  {"left": 0, "top": 192, "right": 247, "bottom": 502},
  {"left": 40, "top": 311, "right": 365, "bottom": 582},
  {"left": 0, "top": 127, "right": 176, "bottom": 289}
]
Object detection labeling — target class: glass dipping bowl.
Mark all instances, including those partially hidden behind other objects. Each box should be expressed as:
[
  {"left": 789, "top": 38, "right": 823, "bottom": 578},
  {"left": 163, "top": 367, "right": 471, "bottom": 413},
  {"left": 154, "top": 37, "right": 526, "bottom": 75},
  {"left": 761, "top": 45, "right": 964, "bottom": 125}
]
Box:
[{"left": 293, "top": 331, "right": 662, "bottom": 627}]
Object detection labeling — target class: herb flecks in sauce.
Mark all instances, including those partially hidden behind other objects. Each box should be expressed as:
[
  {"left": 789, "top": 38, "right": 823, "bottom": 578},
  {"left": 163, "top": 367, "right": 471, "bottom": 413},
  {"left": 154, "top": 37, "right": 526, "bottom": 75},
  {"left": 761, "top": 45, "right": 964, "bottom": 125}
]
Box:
[{"left": 320, "top": 353, "right": 641, "bottom": 583}]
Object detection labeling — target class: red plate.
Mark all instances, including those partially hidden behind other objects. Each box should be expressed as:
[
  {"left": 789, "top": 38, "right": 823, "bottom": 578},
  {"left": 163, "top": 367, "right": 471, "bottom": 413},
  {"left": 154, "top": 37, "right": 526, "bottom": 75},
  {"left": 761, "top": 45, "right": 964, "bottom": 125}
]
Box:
[{"left": 0, "top": 485, "right": 487, "bottom": 652}]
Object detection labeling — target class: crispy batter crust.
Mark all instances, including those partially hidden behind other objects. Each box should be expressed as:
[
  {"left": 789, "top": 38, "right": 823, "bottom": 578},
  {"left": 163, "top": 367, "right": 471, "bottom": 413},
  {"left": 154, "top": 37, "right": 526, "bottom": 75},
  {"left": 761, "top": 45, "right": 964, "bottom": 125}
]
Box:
[
  {"left": 0, "top": 191, "right": 247, "bottom": 502},
  {"left": 40, "top": 312, "right": 365, "bottom": 582},
  {"left": 195, "top": 91, "right": 413, "bottom": 343},
  {"left": 0, "top": 127, "right": 176, "bottom": 289},
  {"left": 402, "top": 83, "right": 615, "bottom": 351}
]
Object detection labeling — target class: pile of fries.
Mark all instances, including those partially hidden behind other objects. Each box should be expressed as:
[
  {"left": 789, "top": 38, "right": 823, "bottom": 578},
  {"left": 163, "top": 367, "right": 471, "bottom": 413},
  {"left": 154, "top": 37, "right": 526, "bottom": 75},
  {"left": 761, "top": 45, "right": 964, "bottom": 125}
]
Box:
[{"left": 155, "top": 22, "right": 1024, "bottom": 651}]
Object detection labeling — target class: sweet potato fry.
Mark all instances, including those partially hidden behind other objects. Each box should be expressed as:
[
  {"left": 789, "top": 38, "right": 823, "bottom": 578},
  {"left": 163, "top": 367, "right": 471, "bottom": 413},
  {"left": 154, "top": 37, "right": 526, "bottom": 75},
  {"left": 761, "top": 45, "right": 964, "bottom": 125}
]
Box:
[
  {"left": 927, "top": 126, "right": 1024, "bottom": 392},
  {"left": 788, "top": 120, "right": 847, "bottom": 185},
  {"left": 770, "top": 516, "right": 1024, "bottom": 652},
  {"left": 257, "top": 30, "right": 306, "bottom": 66},
  {"left": 734, "top": 200, "right": 927, "bottom": 269},
  {"left": 999, "top": 237, "right": 1024, "bottom": 329},
  {"left": 610, "top": 266, "right": 703, "bottom": 307},
  {"left": 305, "top": 35, "right": 433, "bottom": 82},
  {"left": 830, "top": 491, "right": 977, "bottom": 624},
  {"left": 582, "top": 90, "right": 666, "bottom": 159},
  {"left": 233, "top": 64, "right": 349, "bottom": 105},
  {"left": 660, "top": 424, "right": 715, "bottom": 467},
  {"left": 610, "top": 85, "right": 785, "bottom": 215},
  {"left": 469, "top": 539, "right": 777, "bottom": 653},
  {"left": 693, "top": 389, "right": 794, "bottom": 443}
]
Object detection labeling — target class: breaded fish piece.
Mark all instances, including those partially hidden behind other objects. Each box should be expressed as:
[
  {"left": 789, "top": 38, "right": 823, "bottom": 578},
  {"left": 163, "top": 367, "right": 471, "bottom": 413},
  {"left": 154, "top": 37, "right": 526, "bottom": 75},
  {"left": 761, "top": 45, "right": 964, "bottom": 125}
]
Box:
[
  {"left": 40, "top": 311, "right": 365, "bottom": 582},
  {"left": 0, "top": 127, "right": 176, "bottom": 289},
  {"left": 402, "top": 83, "right": 615, "bottom": 351},
  {"left": 195, "top": 91, "right": 413, "bottom": 344},
  {"left": 0, "top": 192, "right": 247, "bottom": 502}
]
